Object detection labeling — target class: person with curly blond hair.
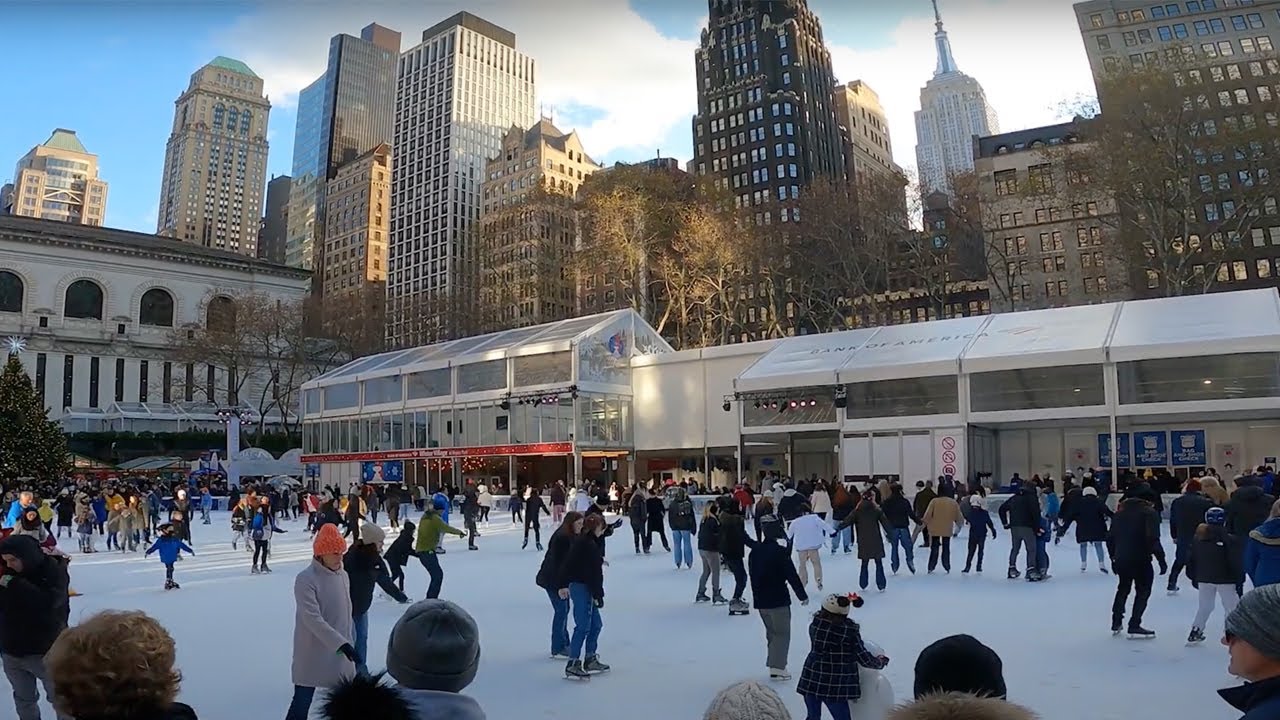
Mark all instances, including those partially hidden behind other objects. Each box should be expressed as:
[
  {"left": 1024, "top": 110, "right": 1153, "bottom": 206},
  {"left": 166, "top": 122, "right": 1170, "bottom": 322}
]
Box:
[{"left": 45, "top": 610, "right": 195, "bottom": 720}]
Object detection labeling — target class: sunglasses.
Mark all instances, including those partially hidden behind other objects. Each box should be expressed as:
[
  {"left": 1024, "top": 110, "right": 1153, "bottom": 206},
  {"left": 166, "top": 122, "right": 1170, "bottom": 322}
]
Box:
[{"left": 832, "top": 593, "right": 862, "bottom": 608}]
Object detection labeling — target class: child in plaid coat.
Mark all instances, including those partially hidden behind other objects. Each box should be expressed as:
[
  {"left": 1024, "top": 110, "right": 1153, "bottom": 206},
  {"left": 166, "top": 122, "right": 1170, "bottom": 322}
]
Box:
[{"left": 796, "top": 593, "right": 889, "bottom": 720}]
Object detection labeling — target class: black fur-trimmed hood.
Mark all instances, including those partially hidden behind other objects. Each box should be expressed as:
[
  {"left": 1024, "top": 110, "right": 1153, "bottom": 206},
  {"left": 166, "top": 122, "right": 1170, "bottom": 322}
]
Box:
[{"left": 321, "top": 674, "right": 415, "bottom": 720}]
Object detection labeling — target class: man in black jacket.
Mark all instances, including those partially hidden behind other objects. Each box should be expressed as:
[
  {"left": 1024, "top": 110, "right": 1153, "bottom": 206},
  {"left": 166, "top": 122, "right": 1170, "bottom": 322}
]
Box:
[
  {"left": 1226, "top": 479, "right": 1275, "bottom": 538},
  {"left": 882, "top": 484, "right": 918, "bottom": 574},
  {"left": 746, "top": 528, "right": 808, "bottom": 680},
  {"left": 717, "top": 498, "right": 749, "bottom": 610},
  {"left": 1108, "top": 497, "right": 1167, "bottom": 638},
  {"left": 999, "top": 485, "right": 1041, "bottom": 579},
  {"left": 0, "top": 534, "right": 71, "bottom": 720},
  {"left": 1168, "top": 479, "right": 1213, "bottom": 593}
]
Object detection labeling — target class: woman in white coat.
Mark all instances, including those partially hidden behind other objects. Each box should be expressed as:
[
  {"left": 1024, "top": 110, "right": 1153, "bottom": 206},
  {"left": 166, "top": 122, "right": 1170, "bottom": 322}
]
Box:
[
  {"left": 477, "top": 484, "right": 493, "bottom": 524},
  {"left": 286, "top": 524, "right": 357, "bottom": 720},
  {"left": 811, "top": 481, "right": 833, "bottom": 521}
]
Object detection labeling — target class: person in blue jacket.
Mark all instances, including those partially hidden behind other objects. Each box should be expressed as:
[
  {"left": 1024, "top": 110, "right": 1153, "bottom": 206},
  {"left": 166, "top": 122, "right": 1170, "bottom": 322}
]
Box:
[
  {"left": 145, "top": 522, "right": 194, "bottom": 590},
  {"left": 1245, "top": 505, "right": 1280, "bottom": 588},
  {"left": 962, "top": 495, "right": 997, "bottom": 574},
  {"left": 200, "top": 486, "right": 214, "bottom": 525},
  {"left": 431, "top": 490, "right": 452, "bottom": 553},
  {"left": 2, "top": 491, "right": 34, "bottom": 529},
  {"left": 1043, "top": 485, "right": 1062, "bottom": 538},
  {"left": 91, "top": 493, "right": 108, "bottom": 534}
]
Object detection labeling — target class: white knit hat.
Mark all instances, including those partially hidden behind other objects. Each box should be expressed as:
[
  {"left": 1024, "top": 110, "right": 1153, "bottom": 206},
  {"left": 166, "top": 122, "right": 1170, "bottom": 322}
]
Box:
[
  {"left": 1083, "top": 487, "right": 1097, "bottom": 496},
  {"left": 359, "top": 522, "right": 386, "bottom": 548},
  {"left": 704, "top": 680, "right": 791, "bottom": 720}
]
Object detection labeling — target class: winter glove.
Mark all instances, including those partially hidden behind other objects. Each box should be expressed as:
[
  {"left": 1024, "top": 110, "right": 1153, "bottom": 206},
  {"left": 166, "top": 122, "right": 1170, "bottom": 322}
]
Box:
[
  {"left": 338, "top": 643, "right": 360, "bottom": 664},
  {"left": 0, "top": 575, "right": 11, "bottom": 588},
  {"left": 558, "top": 588, "right": 570, "bottom": 600},
  {"left": 800, "top": 596, "right": 810, "bottom": 606},
  {"left": 593, "top": 597, "right": 604, "bottom": 609}
]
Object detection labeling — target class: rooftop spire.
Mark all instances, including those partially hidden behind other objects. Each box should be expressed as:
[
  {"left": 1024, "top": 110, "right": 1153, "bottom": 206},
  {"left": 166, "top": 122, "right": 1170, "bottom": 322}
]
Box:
[{"left": 932, "top": 0, "right": 959, "bottom": 76}]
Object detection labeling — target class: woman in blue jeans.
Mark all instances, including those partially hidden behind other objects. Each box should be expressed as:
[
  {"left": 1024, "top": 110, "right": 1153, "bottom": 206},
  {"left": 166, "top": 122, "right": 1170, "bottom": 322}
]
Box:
[
  {"left": 536, "top": 511, "right": 584, "bottom": 658},
  {"left": 558, "top": 513, "right": 609, "bottom": 679}
]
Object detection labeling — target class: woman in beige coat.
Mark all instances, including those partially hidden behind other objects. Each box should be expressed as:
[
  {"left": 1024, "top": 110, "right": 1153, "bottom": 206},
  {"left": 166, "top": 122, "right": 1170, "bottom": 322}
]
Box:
[
  {"left": 920, "top": 489, "right": 964, "bottom": 574},
  {"left": 286, "top": 524, "right": 356, "bottom": 720}
]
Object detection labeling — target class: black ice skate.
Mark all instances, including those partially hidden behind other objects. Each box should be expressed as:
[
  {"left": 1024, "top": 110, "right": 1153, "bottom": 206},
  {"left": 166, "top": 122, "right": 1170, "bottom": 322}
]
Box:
[
  {"left": 261, "top": 564, "right": 272, "bottom": 573},
  {"left": 712, "top": 592, "right": 728, "bottom": 605},
  {"left": 1007, "top": 567, "right": 1021, "bottom": 580},
  {"left": 522, "top": 539, "right": 528, "bottom": 549},
  {"left": 164, "top": 579, "right": 177, "bottom": 591},
  {"left": 1188, "top": 628, "right": 1206, "bottom": 644},
  {"left": 695, "top": 592, "right": 711, "bottom": 604},
  {"left": 1167, "top": 585, "right": 1179, "bottom": 595},
  {"left": 728, "top": 598, "right": 750, "bottom": 616},
  {"left": 583, "top": 655, "right": 610, "bottom": 674},
  {"left": 468, "top": 545, "right": 479, "bottom": 551},
  {"left": 565, "top": 660, "right": 590, "bottom": 680},
  {"left": 1112, "top": 616, "right": 1123, "bottom": 636},
  {"left": 536, "top": 542, "right": 543, "bottom": 551},
  {"left": 1127, "top": 626, "right": 1156, "bottom": 640},
  {"left": 251, "top": 565, "right": 260, "bottom": 575}
]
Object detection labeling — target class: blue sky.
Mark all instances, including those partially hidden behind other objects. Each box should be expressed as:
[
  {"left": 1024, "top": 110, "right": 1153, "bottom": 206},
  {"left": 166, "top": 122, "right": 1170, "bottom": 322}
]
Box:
[{"left": 0, "top": 0, "right": 1095, "bottom": 233}]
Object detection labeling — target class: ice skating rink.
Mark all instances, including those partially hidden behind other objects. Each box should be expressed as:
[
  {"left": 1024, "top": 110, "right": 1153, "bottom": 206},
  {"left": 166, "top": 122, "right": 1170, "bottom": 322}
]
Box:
[{"left": 50, "top": 510, "right": 1236, "bottom": 719}]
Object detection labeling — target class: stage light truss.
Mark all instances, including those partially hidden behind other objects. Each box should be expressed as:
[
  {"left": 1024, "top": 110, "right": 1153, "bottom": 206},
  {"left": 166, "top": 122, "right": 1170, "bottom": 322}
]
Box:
[
  {"left": 500, "top": 385, "right": 579, "bottom": 411},
  {"left": 721, "top": 386, "right": 843, "bottom": 413}
]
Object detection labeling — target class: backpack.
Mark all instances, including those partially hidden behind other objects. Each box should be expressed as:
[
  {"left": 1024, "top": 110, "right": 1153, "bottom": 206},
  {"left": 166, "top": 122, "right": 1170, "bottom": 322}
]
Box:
[{"left": 251, "top": 513, "right": 267, "bottom": 540}]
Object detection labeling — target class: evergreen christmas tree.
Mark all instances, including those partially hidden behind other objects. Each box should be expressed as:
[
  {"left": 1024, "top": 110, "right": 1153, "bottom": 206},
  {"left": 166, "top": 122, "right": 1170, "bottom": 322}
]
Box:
[{"left": 0, "top": 352, "right": 69, "bottom": 485}]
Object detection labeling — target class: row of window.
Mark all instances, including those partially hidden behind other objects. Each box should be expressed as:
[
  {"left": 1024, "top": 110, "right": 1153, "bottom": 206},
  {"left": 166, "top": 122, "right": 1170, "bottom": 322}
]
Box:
[
  {"left": 998, "top": 203, "right": 1100, "bottom": 230},
  {"left": 0, "top": 272, "right": 236, "bottom": 329},
  {"left": 1097, "top": 1, "right": 1253, "bottom": 26}
]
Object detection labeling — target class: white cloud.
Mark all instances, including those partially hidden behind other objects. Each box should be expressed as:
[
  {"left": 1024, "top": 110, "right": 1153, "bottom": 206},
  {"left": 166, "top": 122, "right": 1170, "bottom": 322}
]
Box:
[
  {"left": 213, "top": 0, "right": 697, "bottom": 163},
  {"left": 827, "top": 0, "right": 1097, "bottom": 178}
]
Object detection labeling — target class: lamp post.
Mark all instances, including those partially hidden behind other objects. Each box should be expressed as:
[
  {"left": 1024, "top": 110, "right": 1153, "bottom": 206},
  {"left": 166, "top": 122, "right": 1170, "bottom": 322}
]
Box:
[{"left": 216, "top": 407, "right": 253, "bottom": 488}]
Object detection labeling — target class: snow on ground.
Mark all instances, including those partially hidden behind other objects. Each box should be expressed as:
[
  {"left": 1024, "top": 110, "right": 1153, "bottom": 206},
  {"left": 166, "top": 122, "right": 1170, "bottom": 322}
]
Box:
[{"left": 36, "top": 510, "right": 1238, "bottom": 720}]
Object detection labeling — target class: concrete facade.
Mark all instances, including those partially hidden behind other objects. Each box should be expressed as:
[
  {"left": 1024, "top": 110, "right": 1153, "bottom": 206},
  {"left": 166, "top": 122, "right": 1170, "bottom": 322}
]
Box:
[
  {"left": 322, "top": 144, "right": 390, "bottom": 298},
  {"left": 2, "top": 129, "right": 108, "bottom": 226},
  {"left": 156, "top": 57, "right": 271, "bottom": 257},
  {"left": 0, "top": 216, "right": 310, "bottom": 430},
  {"left": 975, "top": 122, "right": 1129, "bottom": 311},
  {"left": 834, "top": 80, "right": 901, "bottom": 183}
]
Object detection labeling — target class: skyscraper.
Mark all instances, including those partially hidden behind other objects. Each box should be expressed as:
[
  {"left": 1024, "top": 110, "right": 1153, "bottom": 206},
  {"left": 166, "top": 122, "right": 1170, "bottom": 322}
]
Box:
[
  {"left": 285, "top": 23, "right": 400, "bottom": 274},
  {"left": 833, "top": 80, "right": 901, "bottom": 183},
  {"left": 1, "top": 129, "right": 108, "bottom": 226},
  {"left": 258, "top": 174, "right": 291, "bottom": 265},
  {"left": 913, "top": 0, "right": 999, "bottom": 196},
  {"left": 387, "top": 12, "right": 536, "bottom": 347},
  {"left": 691, "top": 0, "right": 845, "bottom": 222},
  {"left": 156, "top": 57, "right": 271, "bottom": 255}
]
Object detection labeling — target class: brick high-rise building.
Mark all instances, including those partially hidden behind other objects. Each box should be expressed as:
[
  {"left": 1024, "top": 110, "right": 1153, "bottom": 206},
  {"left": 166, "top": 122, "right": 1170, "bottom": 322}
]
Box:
[
  {"left": 1, "top": 129, "right": 108, "bottom": 226},
  {"left": 322, "top": 143, "right": 391, "bottom": 299},
  {"left": 834, "top": 80, "right": 902, "bottom": 184},
  {"left": 478, "top": 120, "right": 600, "bottom": 332},
  {"left": 388, "top": 12, "right": 536, "bottom": 347},
  {"left": 156, "top": 57, "right": 270, "bottom": 256}
]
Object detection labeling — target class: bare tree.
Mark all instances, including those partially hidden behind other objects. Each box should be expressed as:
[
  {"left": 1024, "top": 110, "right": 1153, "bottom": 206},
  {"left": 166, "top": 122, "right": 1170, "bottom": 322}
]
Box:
[{"left": 1051, "top": 56, "right": 1280, "bottom": 296}]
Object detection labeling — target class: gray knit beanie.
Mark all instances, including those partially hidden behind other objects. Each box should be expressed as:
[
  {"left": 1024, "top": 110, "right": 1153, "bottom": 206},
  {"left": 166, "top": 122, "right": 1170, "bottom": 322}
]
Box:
[
  {"left": 1226, "top": 585, "right": 1280, "bottom": 661},
  {"left": 703, "top": 680, "right": 792, "bottom": 720},
  {"left": 386, "top": 600, "right": 480, "bottom": 693}
]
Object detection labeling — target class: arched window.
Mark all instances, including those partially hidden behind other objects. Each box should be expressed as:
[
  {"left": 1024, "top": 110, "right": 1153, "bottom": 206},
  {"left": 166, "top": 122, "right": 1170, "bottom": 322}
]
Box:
[
  {"left": 139, "top": 288, "right": 175, "bottom": 327},
  {"left": 227, "top": 107, "right": 239, "bottom": 135},
  {"left": 213, "top": 103, "right": 225, "bottom": 129},
  {"left": 240, "top": 110, "right": 252, "bottom": 136},
  {"left": 65, "top": 279, "right": 104, "bottom": 320},
  {"left": 207, "top": 296, "right": 236, "bottom": 331},
  {"left": 0, "top": 271, "right": 22, "bottom": 313}
]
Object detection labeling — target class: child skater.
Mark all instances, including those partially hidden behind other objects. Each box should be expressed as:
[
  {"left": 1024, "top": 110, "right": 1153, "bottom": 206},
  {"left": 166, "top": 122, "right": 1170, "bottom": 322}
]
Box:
[
  {"left": 1186, "top": 507, "right": 1242, "bottom": 644},
  {"left": 962, "top": 495, "right": 997, "bottom": 574},
  {"left": 231, "top": 500, "right": 248, "bottom": 551},
  {"left": 76, "top": 508, "right": 95, "bottom": 553},
  {"left": 145, "top": 522, "right": 194, "bottom": 590},
  {"left": 796, "top": 593, "right": 889, "bottom": 720}
]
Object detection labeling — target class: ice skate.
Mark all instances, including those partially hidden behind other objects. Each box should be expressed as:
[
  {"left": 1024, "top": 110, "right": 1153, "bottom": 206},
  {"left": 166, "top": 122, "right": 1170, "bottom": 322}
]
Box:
[
  {"left": 164, "top": 579, "right": 177, "bottom": 591},
  {"left": 1100, "top": 566, "right": 1109, "bottom": 574},
  {"left": 1112, "top": 616, "right": 1123, "bottom": 636},
  {"left": 1167, "top": 585, "right": 1179, "bottom": 595},
  {"left": 1127, "top": 626, "right": 1156, "bottom": 640},
  {"left": 695, "top": 592, "right": 711, "bottom": 604},
  {"left": 712, "top": 592, "right": 728, "bottom": 606},
  {"left": 536, "top": 542, "right": 543, "bottom": 551},
  {"left": 816, "top": 581, "right": 823, "bottom": 591},
  {"left": 768, "top": 668, "right": 791, "bottom": 681},
  {"left": 550, "top": 650, "right": 570, "bottom": 660},
  {"left": 522, "top": 539, "right": 528, "bottom": 549},
  {"left": 565, "top": 660, "right": 590, "bottom": 680},
  {"left": 583, "top": 655, "right": 610, "bottom": 674},
  {"left": 468, "top": 545, "right": 479, "bottom": 551},
  {"left": 1188, "top": 627, "right": 1206, "bottom": 644},
  {"left": 1081, "top": 562, "right": 1087, "bottom": 573},
  {"left": 251, "top": 565, "right": 260, "bottom": 575},
  {"left": 728, "top": 598, "right": 750, "bottom": 615},
  {"left": 261, "top": 564, "right": 272, "bottom": 573},
  {"left": 1007, "top": 567, "right": 1021, "bottom": 580}
]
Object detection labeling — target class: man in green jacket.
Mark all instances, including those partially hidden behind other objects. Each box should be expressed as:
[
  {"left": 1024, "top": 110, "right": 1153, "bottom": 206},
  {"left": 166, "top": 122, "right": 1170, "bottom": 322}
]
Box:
[{"left": 415, "top": 508, "right": 464, "bottom": 599}]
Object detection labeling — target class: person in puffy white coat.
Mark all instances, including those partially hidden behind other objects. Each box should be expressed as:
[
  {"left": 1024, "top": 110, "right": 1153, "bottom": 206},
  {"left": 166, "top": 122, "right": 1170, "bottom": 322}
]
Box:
[
  {"left": 476, "top": 484, "right": 493, "bottom": 524},
  {"left": 787, "top": 506, "right": 832, "bottom": 590},
  {"left": 811, "top": 481, "right": 834, "bottom": 520},
  {"left": 852, "top": 638, "right": 895, "bottom": 720}
]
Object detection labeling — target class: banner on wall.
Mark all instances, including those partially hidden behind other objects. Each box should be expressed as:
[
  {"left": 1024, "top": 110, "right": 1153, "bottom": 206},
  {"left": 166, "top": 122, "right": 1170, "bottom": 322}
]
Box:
[
  {"left": 1133, "top": 431, "right": 1168, "bottom": 468},
  {"left": 933, "top": 429, "right": 966, "bottom": 481},
  {"left": 1171, "top": 430, "right": 1207, "bottom": 467},
  {"left": 361, "top": 460, "right": 404, "bottom": 484},
  {"left": 1069, "top": 447, "right": 1090, "bottom": 468},
  {"left": 1215, "top": 443, "right": 1240, "bottom": 473},
  {"left": 1098, "top": 433, "right": 1131, "bottom": 467}
]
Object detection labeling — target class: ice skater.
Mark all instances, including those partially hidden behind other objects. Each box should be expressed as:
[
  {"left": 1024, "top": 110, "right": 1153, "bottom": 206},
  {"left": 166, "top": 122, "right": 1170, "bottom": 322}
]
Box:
[
  {"left": 796, "top": 593, "right": 889, "bottom": 720},
  {"left": 1187, "top": 507, "right": 1242, "bottom": 644},
  {"left": 523, "top": 486, "right": 550, "bottom": 550},
  {"left": 747, "top": 511, "right": 809, "bottom": 681},
  {"left": 1108, "top": 495, "right": 1167, "bottom": 638},
  {"left": 963, "top": 495, "right": 997, "bottom": 574},
  {"left": 383, "top": 519, "right": 415, "bottom": 593},
  {"left": 250, "top": 500, "right": 285, "bottom": 574},
  {"left": 144, "top": 523, "right": 194, "bottom": 590}
]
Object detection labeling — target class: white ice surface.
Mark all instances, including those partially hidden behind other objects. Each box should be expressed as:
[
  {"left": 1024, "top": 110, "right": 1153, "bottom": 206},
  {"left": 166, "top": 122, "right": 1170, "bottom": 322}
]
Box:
[{"left": 36, "top": 511, "right": 1240, "bottom": 720}]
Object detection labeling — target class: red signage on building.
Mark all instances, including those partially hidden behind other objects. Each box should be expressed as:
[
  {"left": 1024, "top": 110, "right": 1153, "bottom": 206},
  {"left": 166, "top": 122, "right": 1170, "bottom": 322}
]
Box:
[{"left": 302, "top": 442, "right": 575, "bottom": 464}]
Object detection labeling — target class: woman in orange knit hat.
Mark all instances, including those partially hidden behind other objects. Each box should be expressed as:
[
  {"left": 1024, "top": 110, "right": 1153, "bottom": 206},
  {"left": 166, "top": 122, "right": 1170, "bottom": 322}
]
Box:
[{"left": 286, "top": 523, "right": 356, "bottom": 720}]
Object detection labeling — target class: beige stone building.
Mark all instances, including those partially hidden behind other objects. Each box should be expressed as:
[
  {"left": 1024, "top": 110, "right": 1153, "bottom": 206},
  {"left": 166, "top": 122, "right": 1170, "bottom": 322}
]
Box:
[
  {"left": 156, "top": 57, "right": 271, "bottom": 257},
  {"left": 322, "top": 143, "right": 390, "bottom": 298},
  {"left": 975, "top": 121, "right": 1127, "bottom": 312},
  {"left": 2, "top": 129, "right": 107, "bottom": 226},
  {"left": 478, "top": 119, "right": 600, "bottom": 331},
  {"left": 834, "top": 81, "right": 902, "bottom": 183}
]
